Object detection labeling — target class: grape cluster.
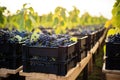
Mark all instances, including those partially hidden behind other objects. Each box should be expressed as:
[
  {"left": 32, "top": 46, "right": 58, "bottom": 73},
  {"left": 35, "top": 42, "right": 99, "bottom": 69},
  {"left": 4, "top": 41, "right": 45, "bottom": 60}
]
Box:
[
  {"left": 0, "top": 29, "right": 11, "bottom": 44},
  {"left": 67, "top": 25, "right": 104, "bottom": 36},
  {"left": 0, "top": 30, "right": 4, "bottom": 44},
  {"left": 0, "top": 29, "right": 30, "bottom": 44},
  {"left": 13, "top": 30, "right": 29, "bottom": 38},
  {"left": 107, "top": 33, "right": 120, "bottom": 43},
  {"left": 7, "top": 30, "right": 30, "bottom": 44},
  {"left": 0, "top": 28, "right": 75, "bottom": 47},
  {"left": 30, "top": 33, "right": 75, "bottom": 47},
  {"left": 81, "top": 29, "right": 92, "bottom": 35}
]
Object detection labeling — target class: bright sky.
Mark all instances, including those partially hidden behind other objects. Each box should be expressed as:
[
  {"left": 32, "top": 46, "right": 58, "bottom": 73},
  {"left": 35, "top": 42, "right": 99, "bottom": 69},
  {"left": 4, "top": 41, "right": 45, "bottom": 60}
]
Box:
[{"left": 0, "top": 0, "right": 115, "bottom": 19}]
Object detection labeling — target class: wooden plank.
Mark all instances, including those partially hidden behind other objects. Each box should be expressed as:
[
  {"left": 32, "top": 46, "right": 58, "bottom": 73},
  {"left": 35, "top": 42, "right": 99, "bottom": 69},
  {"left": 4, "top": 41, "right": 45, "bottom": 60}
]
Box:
[
  {"left": 66, "top": 53, "right": 92, "bottom": 80},
  {"left": 20, "top": 70, "right": 67, "bottom": 80},
  {"left": 25, "top": 76, "right": 67, "bottom": 80},
  {"left": 26, "top": 77, "right": 44, "bottom": 80},
  {"left": 0, "top": 66, "right": 23, "bottom": 78},
  {"left": 102, "top": 63, "right": 120, "bottom": 75},
  {"left": 106, "top": 73, "right": 120, "bottom": 80},
  {"left": 88, "top": 57, "right": 93, "bottom": 74},
  {"left": 102, "top": 63, "right": 120, "bottom": 80},
  {"left": 0, "top": 72, "right": 9, "bottom": 78}
]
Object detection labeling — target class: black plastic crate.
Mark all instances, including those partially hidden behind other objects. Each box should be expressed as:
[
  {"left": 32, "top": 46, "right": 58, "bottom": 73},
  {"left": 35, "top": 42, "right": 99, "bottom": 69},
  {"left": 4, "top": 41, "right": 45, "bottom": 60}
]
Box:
[
  {"left": 3, "top": 73, "right": 25, "bottom": 80},
  {"left": 94, "top": 31, "right": 99, "bottom": 43},
  {"left": 99, "top": 27, "right": 105, "bottom": 37},
  {"left": 94, "top": 28, "right": 105, "bottom": 43},
  {"left": 96, "top": 30, "right": 101, "bottom": 41},
  {"left": 0, "top": 56, "right": 21, "bottom": 69},
  {"left": 92, "top": 31, "right": 97, "bottom": 46},
  {"left": 0, "top": 43, "right": 22, "bottom": 57},
  {"left": 0, "top": 43, "right": 9, "bottom": 68},
  {"left": 76, "top": 36, "right": 88, "bottom": 62},
  {"left": 106, "top": 42, "right": 120, "bottom": 57},
  {"left": 22, "top": 43, "right": 77, "bottom": 76},
  {"left": 106, "top": 57, "right": 120, "bottom": 70},
  {"left": 7, "top": 43, "right": 22, "bottom": 56},
  {"left": 87, "top": 32, "right": 95, "bottom": 50},
  {"left": 71, "top": 31, "right": 95, "bottom": 50},
  {"left": 23, "top": 56, "right": 77, "bottom": 76},
  {"left": 95, "top": 27, "right": 105, "bottom": 41},
  {"left": 72, "top": 33, "right": 93, "bottom": 51},
  {"left": 0, "top": 43, "right": 9, "bottom": 54},
  {"left": 0, "top": 43, "right": 22, "bottom": 69}
]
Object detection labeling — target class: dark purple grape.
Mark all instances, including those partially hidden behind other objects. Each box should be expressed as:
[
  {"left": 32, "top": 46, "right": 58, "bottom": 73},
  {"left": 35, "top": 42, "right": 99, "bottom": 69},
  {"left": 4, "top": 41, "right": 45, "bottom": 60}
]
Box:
[{"left": 107, "top": 33, "right": 120, "bottom": 43}]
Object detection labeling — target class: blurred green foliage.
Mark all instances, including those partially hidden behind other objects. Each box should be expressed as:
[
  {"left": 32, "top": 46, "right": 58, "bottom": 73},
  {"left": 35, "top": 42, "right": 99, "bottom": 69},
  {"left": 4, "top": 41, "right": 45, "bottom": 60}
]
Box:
[
  {"left": 0, "top": 4, "right": 107, "bottom": 34},
  {"left": 111, "top": 0, "right": 120, "bottom": 30}
]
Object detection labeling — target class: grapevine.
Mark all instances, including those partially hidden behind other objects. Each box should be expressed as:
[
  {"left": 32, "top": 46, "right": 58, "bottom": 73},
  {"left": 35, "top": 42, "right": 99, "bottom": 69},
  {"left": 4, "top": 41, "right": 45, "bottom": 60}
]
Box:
[{"left": 111, "top": 0, "right": 120, "bottom": 31}]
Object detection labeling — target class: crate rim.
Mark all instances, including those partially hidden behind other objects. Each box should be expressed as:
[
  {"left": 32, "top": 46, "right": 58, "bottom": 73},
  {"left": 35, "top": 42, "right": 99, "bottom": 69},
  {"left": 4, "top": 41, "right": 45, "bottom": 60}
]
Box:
[{"left": 24, "top": 42, "right": 77, "bottom": 48}]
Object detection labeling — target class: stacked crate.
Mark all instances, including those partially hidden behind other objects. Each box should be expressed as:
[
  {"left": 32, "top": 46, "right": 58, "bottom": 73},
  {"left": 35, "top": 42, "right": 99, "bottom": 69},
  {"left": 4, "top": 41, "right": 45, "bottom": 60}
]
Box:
[
  {"left": 0, "top": 43, "right": 22, "bottom": 69},
  {"left": 0, "top": 31, "right": 22, "bottom": 69},
  {"left": 105, "top": 42, "right": 120, "bottom": 70},
  {"left": 22, "top": 42, "right": 77, "bottom": 76},
  {"left": 76, "top": 36, "right": 88, "bottom": 62}
]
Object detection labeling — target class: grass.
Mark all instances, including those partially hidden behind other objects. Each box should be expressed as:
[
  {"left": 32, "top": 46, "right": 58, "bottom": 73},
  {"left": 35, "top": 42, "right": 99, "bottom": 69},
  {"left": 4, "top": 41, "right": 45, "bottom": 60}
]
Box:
[{"left": 88, "top": 45, "right": 106, "bottom": 80}]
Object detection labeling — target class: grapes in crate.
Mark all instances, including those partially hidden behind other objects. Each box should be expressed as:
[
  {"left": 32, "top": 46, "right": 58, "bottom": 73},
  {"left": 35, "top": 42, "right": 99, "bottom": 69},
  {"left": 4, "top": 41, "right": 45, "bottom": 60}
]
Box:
[
  {"left": 107, "top": 33, "right": 120, "bottom": 43},
  {"left": 30, "top": 33, "right": 75, "bottom": 47},
  {"left": 0, "top": 29, "right": 30, "bottom": 44}
]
